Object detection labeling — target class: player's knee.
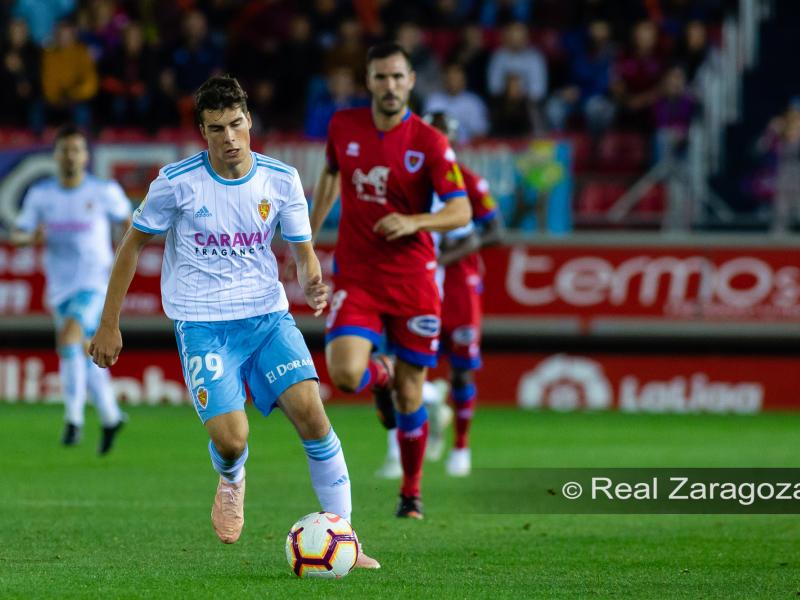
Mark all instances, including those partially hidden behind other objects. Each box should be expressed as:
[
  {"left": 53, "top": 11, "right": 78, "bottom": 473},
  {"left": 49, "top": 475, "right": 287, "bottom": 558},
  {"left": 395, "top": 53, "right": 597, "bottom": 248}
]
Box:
[
  {"left": 394, "top": 380, "right": 423, "bottom": 413},
  {"left": 452, "top": 368, "right": 473, "bottom": 389},
  {"left": 328, "top": 365, "right": 362, "bottom": 393},
  {"left": 214, "top": 435, "right": 247, "bottom": 461}
]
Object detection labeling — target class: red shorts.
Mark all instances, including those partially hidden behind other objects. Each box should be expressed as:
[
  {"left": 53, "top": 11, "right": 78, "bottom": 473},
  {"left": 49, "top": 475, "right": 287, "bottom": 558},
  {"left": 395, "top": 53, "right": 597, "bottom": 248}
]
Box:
[
  {"left": 441, "top": 268, "right": 483, "bottom": 371},
  {"left": 325, "top": 273, "right": 442, "bottom": 367}
]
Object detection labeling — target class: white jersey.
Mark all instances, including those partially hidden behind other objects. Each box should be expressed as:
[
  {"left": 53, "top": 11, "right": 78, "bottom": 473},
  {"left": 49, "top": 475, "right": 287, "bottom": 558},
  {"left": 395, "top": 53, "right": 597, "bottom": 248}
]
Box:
[
  {"left": 15, "top": 175, "right": 131, "bottom": 306},
  {"left": 132, "top": 151, "right": 312, "bottom": 322}
]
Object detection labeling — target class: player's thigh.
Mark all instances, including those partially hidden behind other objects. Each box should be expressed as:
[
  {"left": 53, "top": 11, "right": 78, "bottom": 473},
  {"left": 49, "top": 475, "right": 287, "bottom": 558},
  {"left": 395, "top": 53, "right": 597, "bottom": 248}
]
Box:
[
  {"left": 442, "top": 277, "right": 483, "bottom": 371},
  {"left": 246, "top": 312, "right": 319, "bottom": 419},
  {"left": 277, "top": 379, "right": 330, "bottom": 440},
  {"left": 325, "top": 277, "right": 383, "bottom": 377},
  {"left": 394, "top": 359, "right": 427, "bottom": 413},
  {"left": 174, "top": 320, "right": 247, "bottom": 424},
  {"left": 54, "top": 290, "right": 104, "bottom": 345},
  {"left": 325, "top": 336, "right": 374, "bottom": 381},
  {"left": 384, "top": 275, "right": 441, "bottom": 370}
]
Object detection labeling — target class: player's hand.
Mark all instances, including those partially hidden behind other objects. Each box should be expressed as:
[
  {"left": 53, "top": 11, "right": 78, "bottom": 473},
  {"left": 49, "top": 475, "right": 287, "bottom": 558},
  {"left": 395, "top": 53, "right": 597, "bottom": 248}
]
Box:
[
  {"left": 304, "top": 275, "right": 329, "bottom": 317},
  {"left": 373, "top": 213, "right": 419, "bottom": 241},
  {"left": 89, "top": 324, "right": 123, "bottom": 368}
]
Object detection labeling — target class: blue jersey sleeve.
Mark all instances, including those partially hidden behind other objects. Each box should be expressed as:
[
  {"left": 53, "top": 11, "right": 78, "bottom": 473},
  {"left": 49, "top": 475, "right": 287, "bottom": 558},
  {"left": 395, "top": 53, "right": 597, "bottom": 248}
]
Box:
[{"left": 132, "top": 173, "right": 179, "bottom": 235}]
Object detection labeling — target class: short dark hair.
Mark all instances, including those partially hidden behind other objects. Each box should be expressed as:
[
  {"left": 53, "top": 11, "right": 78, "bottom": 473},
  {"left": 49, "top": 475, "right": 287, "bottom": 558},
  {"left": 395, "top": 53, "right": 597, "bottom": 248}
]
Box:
[
  {"left": 54, "top": 123, "right": 85, "bottom": 144},
  {"left": 194, "top": 75, "right": 248, "bottom": 124},
  {"left": 366, "top": 42, "right": 412, "bottom": 70}
]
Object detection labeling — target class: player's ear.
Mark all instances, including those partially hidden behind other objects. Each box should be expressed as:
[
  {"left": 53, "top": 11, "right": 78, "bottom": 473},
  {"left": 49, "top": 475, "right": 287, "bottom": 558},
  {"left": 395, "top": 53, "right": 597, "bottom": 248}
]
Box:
[
  {"left": 198, "top": 122, "right": 208, "bottom": 141},
  {"left": 407, "top": 69, "right": 416, "bottom": 90},
  {"left": 246, "top": 111, "right": 253, "bottom": 130}
]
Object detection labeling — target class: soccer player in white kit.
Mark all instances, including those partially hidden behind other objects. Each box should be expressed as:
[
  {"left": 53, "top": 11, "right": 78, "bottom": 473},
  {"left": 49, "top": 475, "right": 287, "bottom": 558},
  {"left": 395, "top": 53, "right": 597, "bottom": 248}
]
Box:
[
  {"left": 11, "top": 125, "right": 130, "bottom": 454},
  {"left": 89, "top": 76, "right": 379, "bottom": 568}
]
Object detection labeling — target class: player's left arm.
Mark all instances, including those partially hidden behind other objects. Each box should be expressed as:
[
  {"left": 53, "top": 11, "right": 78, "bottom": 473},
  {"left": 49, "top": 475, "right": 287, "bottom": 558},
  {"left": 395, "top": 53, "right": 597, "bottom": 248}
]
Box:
[
  {"left": 289, "top": 241, "right": 329, "bottom": 317},
  {"left": 374, "top": 133, "right": 472, "bottom": 240},
  {"left": 282, "top": 169, "right": 328, "bottom": 316}
]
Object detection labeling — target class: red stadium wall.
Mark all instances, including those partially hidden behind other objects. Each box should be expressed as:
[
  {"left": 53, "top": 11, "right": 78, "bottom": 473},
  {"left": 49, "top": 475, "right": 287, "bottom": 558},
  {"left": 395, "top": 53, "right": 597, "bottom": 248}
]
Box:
[
  {"left": 0, "top": 350, "right": 798, "bottom": 413},
  {"left": 4, "top": 241, "right": 800, "bottom": 325}
]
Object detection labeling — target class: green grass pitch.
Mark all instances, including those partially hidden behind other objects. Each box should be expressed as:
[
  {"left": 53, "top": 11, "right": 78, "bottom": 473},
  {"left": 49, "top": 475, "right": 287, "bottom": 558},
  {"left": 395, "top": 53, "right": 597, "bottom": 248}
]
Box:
[{"left": 1, "top": 403, "right": 799, "bottom": 599}]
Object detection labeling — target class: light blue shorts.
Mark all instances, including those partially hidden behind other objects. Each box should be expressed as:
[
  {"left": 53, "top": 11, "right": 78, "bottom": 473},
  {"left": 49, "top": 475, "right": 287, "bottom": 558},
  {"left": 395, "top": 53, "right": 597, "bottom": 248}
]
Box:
[
  {"left": 174, "top": 310, "right": 318, "bottom": 423},
  {"left": 54, "top": 290, "right": 106, "bottom": 337}
]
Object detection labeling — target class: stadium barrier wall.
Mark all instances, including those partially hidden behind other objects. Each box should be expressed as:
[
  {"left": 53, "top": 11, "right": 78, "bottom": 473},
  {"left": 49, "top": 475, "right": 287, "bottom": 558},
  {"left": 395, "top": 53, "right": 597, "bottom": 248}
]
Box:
[{"left": 0, "top": 349, "right": 797, "bottom": 412}]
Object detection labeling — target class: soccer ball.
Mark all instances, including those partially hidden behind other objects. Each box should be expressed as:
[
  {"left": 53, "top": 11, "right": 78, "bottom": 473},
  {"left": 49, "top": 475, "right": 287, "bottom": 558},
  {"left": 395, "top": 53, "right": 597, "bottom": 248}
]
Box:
[{"left": 285, "top": 512, "right": 359, "bottom": 578}]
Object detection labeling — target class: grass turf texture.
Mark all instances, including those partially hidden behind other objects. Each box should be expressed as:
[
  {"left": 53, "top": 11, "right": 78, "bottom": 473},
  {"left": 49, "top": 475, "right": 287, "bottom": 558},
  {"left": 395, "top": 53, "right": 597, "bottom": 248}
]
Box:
[{"left": 1, "top": 404, "right": 799, "bottom": 599}]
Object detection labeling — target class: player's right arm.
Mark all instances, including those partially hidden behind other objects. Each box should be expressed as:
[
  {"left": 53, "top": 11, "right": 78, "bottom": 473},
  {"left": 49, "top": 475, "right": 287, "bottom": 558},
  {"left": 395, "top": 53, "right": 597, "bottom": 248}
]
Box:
[
  {"left": 10, "top": 186, "right": 44, "bottom": 246},
  {"left": 90, "top": 227, "right": 153, "bottom": 367},
  {"left": 91, "top": 172, "right": 178, "bottom": 368},
  {"left": 309, "top": 166, "right": 340, "bottom": 241}
]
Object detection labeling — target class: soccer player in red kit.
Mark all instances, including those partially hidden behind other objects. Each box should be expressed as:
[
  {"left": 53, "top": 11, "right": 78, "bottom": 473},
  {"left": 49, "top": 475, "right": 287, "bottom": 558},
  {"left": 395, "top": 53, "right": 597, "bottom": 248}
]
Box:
[
  {"left": 310, "top": 43, "right": 471, "bottom": 519},
  {"left": 377, "top": 112, "right": 505, "bottom": 479}
]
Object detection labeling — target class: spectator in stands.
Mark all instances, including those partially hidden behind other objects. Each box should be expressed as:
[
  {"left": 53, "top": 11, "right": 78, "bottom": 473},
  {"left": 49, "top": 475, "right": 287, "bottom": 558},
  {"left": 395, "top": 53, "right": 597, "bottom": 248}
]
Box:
[
  {"left": 756, "top": 100, "right": 800, "bottom": 232},
  {"left": 653, "top": 65, "right": 697, "bottom": 161},
  {"left": 323, "top": 17, "right": 367, "bottom": 83},
  {"left": 98, "top": 21, "right": 156, "bottom": 127},
  {"left": 395, "top": 21, "right": 441, "bottom": 103},
  {"left": 478, "top": 0, "right": 533, "bottom": 27},
  {"left": 487, "top": 21, "right": 548, "bottom": 103},
  {"left": 162, "top": 10, "right": 222, "bottom": 128},
  {"left": 0, "top": 18, "right": 43, "bottom": 132},
  {"left": 248, "top": 79, "right": 279, "bottom": 135},
  {"left": 276, "top": 14, "right": 323, "bottom": 130},
  {"left": 546, "top": 19, "right": 616, "bottom": 135},
  {"left": 450, "top": 24, "right": 490, "bottom": 98},
  {"left": 612, "top": 19, "right": 665, "bottom": 130},
  {"left": 490, "top": 73, "right": 535, "bottom": 137},
  {"left": 676, "top": 19, "right": 714, "bottom": 85},
  {"left": 12, "top": 0, "right": 75, "bottom": 45},
  {"left": 304, "top": 67, "right": 368, "bottom": 139},
  {"left": 77, "top": 0, "right": 129, "bottom": 64},
  {"left": 424, "top": 62, "right": 489, "bottom": 143},
  {"left": 41, "top": 20, "right": 98, "bottom": 128}
]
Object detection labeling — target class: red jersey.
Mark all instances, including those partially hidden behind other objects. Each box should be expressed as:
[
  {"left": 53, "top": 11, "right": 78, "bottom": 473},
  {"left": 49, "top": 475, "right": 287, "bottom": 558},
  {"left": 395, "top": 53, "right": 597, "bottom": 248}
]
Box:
[
  {"left": 325, "top": 107, "right": 468, "bottom": 283},
  {"left": 446, "top": 164, "right": 498, "bottom": 280}
]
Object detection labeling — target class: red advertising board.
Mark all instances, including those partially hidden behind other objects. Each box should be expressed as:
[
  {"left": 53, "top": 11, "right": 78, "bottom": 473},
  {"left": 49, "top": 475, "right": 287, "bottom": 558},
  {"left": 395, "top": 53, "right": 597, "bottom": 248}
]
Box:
[
  {"left": 4, "top": 242, "right": 800, "bottom": 324},
  {"left": 1, "top": 350, "right": 798, "bottom": 413}
]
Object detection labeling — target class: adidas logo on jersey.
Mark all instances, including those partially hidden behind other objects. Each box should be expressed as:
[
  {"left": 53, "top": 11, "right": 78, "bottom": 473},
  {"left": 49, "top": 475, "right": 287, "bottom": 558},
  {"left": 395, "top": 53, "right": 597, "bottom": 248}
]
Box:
[{"left": 194, "top": 206, "right": 212, "bottom": 218}]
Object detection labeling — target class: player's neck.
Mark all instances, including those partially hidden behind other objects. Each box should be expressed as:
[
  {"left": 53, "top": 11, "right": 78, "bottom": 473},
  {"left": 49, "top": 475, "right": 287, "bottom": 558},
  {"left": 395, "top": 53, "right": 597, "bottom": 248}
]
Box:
[
  {"left": 371, "top": 104, "right": 408, "bottom": 132},
  {"left": 58, "top": 172, "right": 85, "bottom": 189},
  {"left": 208, "top": 151, "right": 253, "bottom": 180}
]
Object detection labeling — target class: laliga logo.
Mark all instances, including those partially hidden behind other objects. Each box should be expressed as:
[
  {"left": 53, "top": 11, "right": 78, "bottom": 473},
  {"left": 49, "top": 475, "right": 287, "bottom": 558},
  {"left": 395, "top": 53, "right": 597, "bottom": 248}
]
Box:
[{"left": 517, "top": 355, "right": 612, "bottom": 411}]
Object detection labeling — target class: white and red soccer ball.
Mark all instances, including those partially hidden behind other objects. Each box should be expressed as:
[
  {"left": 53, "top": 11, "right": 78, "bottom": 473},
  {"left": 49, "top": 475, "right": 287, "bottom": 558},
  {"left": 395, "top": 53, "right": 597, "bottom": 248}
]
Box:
[{"left": 285, "top": 512, "right": 359, "bottom": 578}]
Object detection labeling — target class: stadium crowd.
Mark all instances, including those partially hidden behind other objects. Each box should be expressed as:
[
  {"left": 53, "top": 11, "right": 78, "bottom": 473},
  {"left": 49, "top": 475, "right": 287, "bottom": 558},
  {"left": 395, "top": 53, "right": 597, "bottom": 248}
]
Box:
[{"left": 0, "top": 0, "right": 725, "bottom": 143}]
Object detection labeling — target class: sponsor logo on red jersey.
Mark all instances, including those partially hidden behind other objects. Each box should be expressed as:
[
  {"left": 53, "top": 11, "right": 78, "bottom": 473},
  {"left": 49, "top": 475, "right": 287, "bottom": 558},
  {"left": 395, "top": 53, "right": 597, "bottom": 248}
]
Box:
[{"left": 352, "top": 166, "right": 390, "bottom": 204}]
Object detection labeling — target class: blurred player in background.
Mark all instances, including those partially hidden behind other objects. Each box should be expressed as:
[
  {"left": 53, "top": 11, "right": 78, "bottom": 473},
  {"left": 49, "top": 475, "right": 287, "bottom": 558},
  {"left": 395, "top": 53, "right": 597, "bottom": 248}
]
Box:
[
  {"left": 377, "top": 112, "right": 505, "bottom": 479},
  {"left": 89, "top": 76, "right": 378, "bottom": 568},
  {"left": 11, "top": 125, "right": 130, "bottom": 454},
  {"left": 310, "top": 43, "right": 471, "bottom": 519}
]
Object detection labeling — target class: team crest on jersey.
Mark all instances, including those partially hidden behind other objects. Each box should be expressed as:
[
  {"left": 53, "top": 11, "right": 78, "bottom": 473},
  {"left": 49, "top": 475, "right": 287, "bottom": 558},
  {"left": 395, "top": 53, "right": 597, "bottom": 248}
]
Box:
[
  {"left": 196, "top": 387, "right": 208, "bottom": 409},
  {"left": 346, "top": 141, "right": 360, "bottom": 157},
  {"left": 258, "top": 199, "right": 271, "bottom": 222},
  {"left": 404, "top": 150, "right": 425, "bottom": 173}
]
